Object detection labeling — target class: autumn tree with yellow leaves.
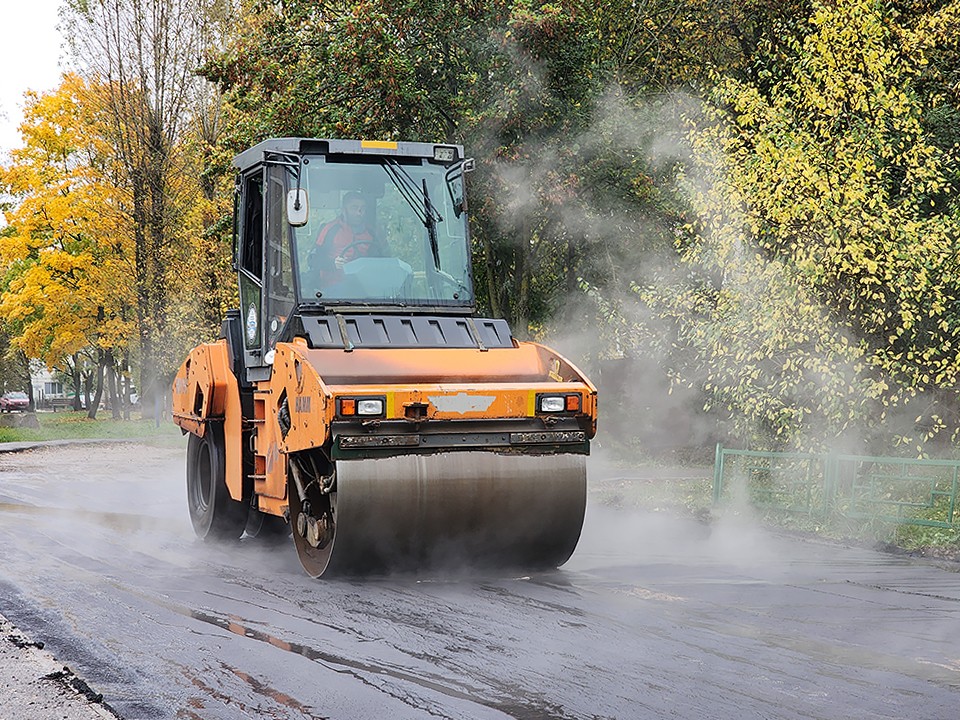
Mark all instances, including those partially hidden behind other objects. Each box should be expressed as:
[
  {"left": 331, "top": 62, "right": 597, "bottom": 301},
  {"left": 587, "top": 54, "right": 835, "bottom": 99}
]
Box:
[
  {"left": 0, "top": 74, "right": 136, "bottom": 417},
  {"left": 0, "top": 67, "right": 234, "bottom": 418}
]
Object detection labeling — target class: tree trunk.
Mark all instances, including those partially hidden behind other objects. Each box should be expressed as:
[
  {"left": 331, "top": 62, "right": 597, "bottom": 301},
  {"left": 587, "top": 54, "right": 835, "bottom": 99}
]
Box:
[
  {"left": 139, "top": 336, "right": 158, "bottom": 421},
  {"left": 565, "top": 234, "right": 578, "bottom": 296},
  {"left": 83, "top": 369, "right": 95, "bottom": 412},
  {"left": 87, "top": 350, "right": 107, "bottom": 420},
  {"left": 121, "top": 352, "right": 132, "bottom": 420},
  {"left": 16, "top": 351, "right": 34, "bottom": 412},
  {"left": 480, "top": 229, "right": 502, "bottom": 319},
  {"left": 512, "top": 233, "right": 530, "bottom": 339},
  {"left": 71, "top": 354, "right": 82, "bottom": 412},
  {"left": 107, "top": 353, "right": 121, "bottom": 420}
]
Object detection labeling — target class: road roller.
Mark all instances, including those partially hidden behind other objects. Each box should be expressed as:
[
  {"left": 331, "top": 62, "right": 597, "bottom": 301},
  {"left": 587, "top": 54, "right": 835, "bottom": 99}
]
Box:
[{"left": 171, "top": 138, "right": 598, "bottom": 577}]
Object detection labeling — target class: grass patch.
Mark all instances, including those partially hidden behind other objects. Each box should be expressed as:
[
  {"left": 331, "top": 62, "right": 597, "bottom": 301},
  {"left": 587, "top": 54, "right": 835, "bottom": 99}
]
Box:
[
  {"left": 891, "top": 518, "right": 960, "bottom": 552},
  {"left": 0, "top": 411, "right": 183, "bottom": 445}
]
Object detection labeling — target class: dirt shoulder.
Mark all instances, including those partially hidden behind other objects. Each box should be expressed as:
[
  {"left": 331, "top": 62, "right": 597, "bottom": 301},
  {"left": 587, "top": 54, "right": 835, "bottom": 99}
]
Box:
[{"left": 0, "top": 613, "right": 119, "bottom": 720}]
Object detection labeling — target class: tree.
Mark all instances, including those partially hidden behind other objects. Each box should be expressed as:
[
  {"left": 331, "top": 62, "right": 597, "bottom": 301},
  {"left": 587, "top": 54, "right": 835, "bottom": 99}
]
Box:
[
  {"left": 203, "top": 1, "right": 670, "bottom": 335},
  {"left": 64, "top": 0, "right": 224, "bottom": 415},
  {"left": 0, "top": 74, "right": 137, "bottom": 418},
  {"left": 636, "top": 0, "right": 960, "bottom": 450}
]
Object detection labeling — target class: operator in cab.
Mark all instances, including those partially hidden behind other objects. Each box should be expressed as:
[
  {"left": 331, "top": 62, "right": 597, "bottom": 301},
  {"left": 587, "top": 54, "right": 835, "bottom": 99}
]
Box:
[{"left": 309, "top": 192, "right": 388, "bottom": 285}]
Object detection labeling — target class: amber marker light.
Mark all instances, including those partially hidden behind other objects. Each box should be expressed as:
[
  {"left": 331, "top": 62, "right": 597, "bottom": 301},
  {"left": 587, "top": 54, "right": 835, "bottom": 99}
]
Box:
[
  {"left": 565, "top": 394, "right": 581, "bottom": 412},
  {"left": 339, "top": 398, "right": 357, "bottom": 416}
]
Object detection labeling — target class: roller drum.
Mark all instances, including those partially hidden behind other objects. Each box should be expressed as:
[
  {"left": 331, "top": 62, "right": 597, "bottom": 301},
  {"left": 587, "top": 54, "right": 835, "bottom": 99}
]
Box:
[{"left": 295, "top": 452, "right": 586, "bottom": 576}]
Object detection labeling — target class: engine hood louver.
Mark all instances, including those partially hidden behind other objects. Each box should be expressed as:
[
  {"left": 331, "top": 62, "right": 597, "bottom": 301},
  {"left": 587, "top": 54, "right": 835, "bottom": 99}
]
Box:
[{"left": 300, "top": 314, "right": 514, "bottom": 350}]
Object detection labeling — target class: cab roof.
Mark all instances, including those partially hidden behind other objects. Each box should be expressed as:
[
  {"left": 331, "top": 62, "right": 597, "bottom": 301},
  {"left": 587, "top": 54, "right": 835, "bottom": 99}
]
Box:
[{"left": 232, "top": 138, "right": 464, "bottom": 173}]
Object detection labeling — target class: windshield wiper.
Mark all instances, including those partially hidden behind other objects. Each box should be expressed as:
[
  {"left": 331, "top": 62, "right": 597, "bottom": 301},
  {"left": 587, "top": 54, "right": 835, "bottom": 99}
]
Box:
[
  {"left": 381, "top": 159, "right": 444, "bottom": 271},
  {"left": 422, "top": 178, "right": 441, "bottom": 270}
]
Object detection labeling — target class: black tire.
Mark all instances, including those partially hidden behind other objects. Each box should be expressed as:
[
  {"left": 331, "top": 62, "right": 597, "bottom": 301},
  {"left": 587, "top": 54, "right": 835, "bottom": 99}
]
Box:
[{"left": 186, "top": 423, "right": 248, "bottom": 541}]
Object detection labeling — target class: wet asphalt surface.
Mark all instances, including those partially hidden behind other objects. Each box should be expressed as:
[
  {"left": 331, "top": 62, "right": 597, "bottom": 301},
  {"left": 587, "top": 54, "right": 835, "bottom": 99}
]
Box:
[{"left": 0, "top": 443, "right": 959, "bottom": 719}]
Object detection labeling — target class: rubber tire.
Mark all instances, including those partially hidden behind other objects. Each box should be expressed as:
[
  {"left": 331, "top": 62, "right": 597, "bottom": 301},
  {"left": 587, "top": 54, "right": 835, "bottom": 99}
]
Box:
[{"left": 186, "top": 423, "right": 248, "bottom": 541}]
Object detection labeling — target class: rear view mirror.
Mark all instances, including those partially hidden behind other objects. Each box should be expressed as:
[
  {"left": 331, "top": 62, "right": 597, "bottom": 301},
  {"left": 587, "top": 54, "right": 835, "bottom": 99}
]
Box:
[
  {"left": 445, "top": 158, "right": 474, "bottom": 218},
  {"left": 287, "top": 189, "right": 309, "bottom": 226}
]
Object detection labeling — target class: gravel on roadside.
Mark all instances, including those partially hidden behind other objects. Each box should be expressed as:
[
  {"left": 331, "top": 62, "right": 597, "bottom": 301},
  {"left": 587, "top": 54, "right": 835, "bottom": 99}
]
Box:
[{"left": 0, "top": 612, "right": 119, "bottom": 720}]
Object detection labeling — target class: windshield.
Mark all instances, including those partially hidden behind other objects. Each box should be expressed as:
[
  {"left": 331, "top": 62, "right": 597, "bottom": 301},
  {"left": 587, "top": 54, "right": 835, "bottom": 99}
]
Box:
[{"left": 291, "top": 156, "right": 473, "bottom": 308}]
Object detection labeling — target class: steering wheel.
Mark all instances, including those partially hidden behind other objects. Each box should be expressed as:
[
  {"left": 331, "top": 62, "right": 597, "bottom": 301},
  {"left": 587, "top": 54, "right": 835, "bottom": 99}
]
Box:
[{"left": 336, "top": 240, "right": 374, "bottom": 261}]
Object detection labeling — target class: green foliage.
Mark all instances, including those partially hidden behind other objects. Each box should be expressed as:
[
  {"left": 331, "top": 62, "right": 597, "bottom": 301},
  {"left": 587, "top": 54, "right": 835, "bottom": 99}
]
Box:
[
  {"left": 203, "top": 1, "right": 505, "bottom": 145},
  {"left": 637, "top": 0, "right": 960, "bottom": 450},
  {"left": 893, "top": 521, "right": 960, "bottom": 552},
  {"left": 203, "top": 0, "right": 676, "bottom": 333},
  {"left": 591, "top": 0, "right": 812, "bottom": 92}
]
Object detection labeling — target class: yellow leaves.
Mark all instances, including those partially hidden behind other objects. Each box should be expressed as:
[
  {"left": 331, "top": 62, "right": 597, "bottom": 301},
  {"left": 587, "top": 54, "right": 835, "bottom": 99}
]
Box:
[
  {"left": 662, "top": 0, "right": 960, "bottom": 450},
  {"left": 0, "top": 74, "right": 136, "bottom": 369},
  {"left": 898, "top": 308, "right": 916, "bottom": 331}
]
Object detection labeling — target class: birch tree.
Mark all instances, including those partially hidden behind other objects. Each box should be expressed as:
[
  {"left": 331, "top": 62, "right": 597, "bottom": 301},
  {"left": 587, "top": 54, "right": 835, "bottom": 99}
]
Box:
[{"left": 65, "top": 0, "right": 219, "bottom": 415}]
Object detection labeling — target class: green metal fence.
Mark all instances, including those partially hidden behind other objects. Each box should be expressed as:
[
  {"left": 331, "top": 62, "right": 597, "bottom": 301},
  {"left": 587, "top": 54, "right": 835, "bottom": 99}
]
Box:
[{"left": 714, "top": 444, "right": 960, "bottom": 529}]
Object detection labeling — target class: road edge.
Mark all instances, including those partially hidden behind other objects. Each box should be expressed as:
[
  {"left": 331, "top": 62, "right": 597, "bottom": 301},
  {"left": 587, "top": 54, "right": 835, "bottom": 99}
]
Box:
[
  {"left": 0, "top": 612, "right": 121, "bottom": 720},
  {"left": 0, "top": 438, "right": 160, "bottom": 454},
  {"left": 0, "top": 439, "right": 172, "bottom": 720}
]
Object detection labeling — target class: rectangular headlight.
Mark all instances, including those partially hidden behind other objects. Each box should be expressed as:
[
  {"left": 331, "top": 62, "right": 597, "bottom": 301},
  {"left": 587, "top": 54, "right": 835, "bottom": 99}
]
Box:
[
  {"left": 357, "top": 399, "right": 384, "bottom": 416},
  {"left": 539, "top": 396, "right": 566, "bottom": 413}
]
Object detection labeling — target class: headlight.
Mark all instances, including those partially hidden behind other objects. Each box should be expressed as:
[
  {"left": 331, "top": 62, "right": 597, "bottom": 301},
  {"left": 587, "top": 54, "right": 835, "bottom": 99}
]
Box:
[
  {"left": 338, "top": 397, "right": 385, "bottom": 417},
  {"left": 357, "top": 399, "right": 384, "bottom": 415},
  {"left": 539, "top": 396, "right": 566, "bottom": 413},
  {"left": 537, "top": 393, "right": 582, "bottom": 413}
]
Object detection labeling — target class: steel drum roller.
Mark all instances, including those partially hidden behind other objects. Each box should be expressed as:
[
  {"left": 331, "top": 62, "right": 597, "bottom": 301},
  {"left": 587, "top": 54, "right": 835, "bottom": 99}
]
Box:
[{"left": 291, "top": 452, "right": 586, "bottom": 577}]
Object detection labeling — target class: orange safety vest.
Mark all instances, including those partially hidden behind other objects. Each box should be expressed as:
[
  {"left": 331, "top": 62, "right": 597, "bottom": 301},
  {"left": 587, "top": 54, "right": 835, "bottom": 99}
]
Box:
[{"left": 315, "top": 218, "right": 375, "bottom": 261}]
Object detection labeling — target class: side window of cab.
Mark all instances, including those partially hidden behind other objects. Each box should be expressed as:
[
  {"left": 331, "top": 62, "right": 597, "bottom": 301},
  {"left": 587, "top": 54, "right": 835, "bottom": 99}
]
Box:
[{"left": 238, "top": 173, "right": 264, "bottom": 358}]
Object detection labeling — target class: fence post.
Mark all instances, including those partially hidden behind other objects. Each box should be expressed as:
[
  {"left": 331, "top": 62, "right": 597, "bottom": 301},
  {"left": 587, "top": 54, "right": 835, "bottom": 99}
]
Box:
[
  {"left": 713, "top": 442, "right": 724, "bottom": 504},
  {"left": 950, "top": 465, "right": 958, "bottom": 526},
  {"left": 823, "top": 453, "right": 836, "bottom": 517}
]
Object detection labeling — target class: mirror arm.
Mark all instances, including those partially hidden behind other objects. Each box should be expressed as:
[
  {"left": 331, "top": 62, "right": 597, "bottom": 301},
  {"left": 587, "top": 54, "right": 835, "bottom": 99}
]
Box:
[{"left": 293, "top": 156, "right": 304, "bottom": 211}]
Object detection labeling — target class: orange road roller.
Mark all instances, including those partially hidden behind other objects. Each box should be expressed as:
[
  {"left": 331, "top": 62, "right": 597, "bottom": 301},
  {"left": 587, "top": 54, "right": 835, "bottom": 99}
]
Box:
[{"left": 172, "top": 138, "right": 598, "bottom": 576}]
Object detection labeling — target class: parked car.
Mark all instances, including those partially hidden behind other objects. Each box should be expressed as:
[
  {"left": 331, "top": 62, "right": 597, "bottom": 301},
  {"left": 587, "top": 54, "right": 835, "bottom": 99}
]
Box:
[{"left": 0, "top": 391, "right": 30, "bottom": 412}]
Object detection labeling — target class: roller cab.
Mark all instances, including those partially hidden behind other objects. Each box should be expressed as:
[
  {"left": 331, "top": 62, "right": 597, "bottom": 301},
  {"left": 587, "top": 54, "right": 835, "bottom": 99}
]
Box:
[{"left": 172, "top": 138, "right": 598, "bottom": 577}]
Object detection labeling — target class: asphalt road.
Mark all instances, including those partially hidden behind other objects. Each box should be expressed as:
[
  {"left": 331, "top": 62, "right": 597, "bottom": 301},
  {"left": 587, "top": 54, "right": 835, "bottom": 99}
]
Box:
[{"left": 0, "top": 443, "right": 958, "bottom": 719}]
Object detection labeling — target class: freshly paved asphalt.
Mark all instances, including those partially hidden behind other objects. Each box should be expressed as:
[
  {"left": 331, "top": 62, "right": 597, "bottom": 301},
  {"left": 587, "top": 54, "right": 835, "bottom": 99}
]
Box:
[{"left": 0, "top": 442, "right": 958, "bottom": 719}]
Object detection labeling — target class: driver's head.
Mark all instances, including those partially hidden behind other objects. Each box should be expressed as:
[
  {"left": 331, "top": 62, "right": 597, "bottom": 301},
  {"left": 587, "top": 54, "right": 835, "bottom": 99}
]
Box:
[{"left": 341, "top": 192, "right": 366, "bottom": 226}]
